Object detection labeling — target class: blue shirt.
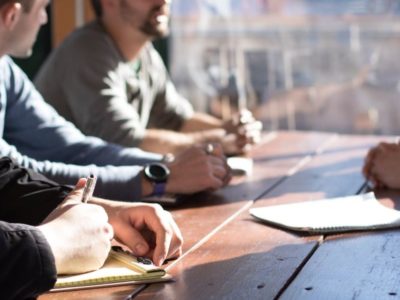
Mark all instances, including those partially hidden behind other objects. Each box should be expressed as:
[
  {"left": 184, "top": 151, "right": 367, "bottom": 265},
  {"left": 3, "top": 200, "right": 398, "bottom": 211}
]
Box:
[{"left": 0, "top": 56, "right": 162, "bottom": 201}]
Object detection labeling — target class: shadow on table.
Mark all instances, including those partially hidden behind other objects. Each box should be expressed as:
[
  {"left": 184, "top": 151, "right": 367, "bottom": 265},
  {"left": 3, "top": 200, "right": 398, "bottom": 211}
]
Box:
[{"left": 136, "top": 242, "right": 316, "bottom": 300}]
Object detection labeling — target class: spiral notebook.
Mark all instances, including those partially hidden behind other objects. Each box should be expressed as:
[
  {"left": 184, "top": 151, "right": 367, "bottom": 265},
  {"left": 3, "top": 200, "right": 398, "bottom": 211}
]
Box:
[
  {"left": 52, "top": 246, "right": 171, "bottom": 291},
  {"left": 250, "top": 192, "right": 400, "bottom": 233}
]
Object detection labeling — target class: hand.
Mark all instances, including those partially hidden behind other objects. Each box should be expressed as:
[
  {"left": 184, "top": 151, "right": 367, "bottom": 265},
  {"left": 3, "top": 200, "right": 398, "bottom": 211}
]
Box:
[
  {"left": 222, "top": 109, "right": 262, "bottom": 155},
  {"left": 92, "top": 200, "right": 183, "bottom": 266},
  {"left": 38, "top": 179, "right": 113, "bottom": 274},
  {"left": 165, "top": 144, "right": 232, "bottom": 194},
  {"left": 362, "top": 145, "right": 381, "bottom": 187},
  {"left": 362, "top": 142, "right": 400, "bottom": 189}
]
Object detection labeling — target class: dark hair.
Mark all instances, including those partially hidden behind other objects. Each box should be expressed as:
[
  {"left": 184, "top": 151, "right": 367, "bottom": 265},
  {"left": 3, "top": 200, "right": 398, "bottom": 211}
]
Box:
[
  {"left": 0, "top": 0, "right": 33, "bottom": 12},
  {"left": 91, "top": 0, "right": 102, "bottom": 18}
]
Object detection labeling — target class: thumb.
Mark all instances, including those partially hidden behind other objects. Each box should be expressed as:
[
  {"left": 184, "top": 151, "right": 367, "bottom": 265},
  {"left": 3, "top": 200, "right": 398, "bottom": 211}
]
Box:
[
  {"left": 74, "top": 178, "right": 87, "bottom": 190},
  {"left": 64, "top": 178, "right": 87, "bottom": 202},
  {"left": 40, "top": 178, "right": 87, "bottom": 223}
]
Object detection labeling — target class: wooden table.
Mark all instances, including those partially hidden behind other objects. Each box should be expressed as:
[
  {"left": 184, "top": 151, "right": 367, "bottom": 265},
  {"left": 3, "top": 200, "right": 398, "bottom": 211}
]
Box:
[{"left": 41, "top": 131, "right": 400, "bottom": 300}]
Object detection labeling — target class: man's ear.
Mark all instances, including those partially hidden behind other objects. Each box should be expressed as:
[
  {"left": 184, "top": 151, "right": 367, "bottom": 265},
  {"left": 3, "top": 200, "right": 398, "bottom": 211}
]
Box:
[{"left": 0, "top": 2, "right": 22, "bottom": 30}]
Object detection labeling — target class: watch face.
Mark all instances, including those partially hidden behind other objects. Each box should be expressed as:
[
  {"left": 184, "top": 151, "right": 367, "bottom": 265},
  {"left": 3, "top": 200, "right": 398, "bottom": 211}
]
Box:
[{"left": 144, "top": 163, "right": 170, "bottom": 183}]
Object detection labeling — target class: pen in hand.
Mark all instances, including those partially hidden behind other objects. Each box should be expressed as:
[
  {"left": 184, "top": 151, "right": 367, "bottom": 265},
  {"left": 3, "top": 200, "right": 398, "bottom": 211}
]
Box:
[{"left": 81, "top": 174, "right": 97, "bottom": 203}]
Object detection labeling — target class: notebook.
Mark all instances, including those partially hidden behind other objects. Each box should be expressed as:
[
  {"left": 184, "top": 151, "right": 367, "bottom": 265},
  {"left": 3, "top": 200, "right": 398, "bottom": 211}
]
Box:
[
  {"left": 52, "top": 246, "right": 171, "bottom": 291},
  {"left": 249, "top": 192, "right": 400, "bottom": 233}
]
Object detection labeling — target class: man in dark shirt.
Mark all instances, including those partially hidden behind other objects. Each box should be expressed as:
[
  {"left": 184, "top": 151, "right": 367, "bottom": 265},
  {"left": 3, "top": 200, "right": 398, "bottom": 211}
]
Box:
[{"left": 0, "top": 157, "right": 183, "bottom": 300}]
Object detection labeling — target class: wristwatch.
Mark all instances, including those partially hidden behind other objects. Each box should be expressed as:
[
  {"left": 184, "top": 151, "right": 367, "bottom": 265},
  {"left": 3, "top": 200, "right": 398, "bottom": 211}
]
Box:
[{"left": 143, "top": 163, "right": 170, "bottom": 196}]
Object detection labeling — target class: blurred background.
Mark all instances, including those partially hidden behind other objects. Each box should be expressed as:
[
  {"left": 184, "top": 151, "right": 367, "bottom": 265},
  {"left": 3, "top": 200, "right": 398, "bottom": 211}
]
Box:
[{"left": 19, "top": 0, "right": 400, "bottom": 136}]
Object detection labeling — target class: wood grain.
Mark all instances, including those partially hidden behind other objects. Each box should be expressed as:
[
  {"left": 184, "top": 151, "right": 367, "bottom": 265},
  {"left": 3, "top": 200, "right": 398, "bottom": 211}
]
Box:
[
  {"left": 134, "top": 133, "right": 383, "bottom": 299},
  {"left": 39, "top": 132, "right": 388, "bottom": 300},
  {"left": 280, "top": 230, "right": 400, "bottom": 300}
]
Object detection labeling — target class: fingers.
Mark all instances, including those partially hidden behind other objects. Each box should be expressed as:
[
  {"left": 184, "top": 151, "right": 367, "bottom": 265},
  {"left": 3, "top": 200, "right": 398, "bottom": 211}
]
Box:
[
  {"left": 204, "top": 143, "right": 224, "bottom": 158},
  {"left": 225, "top": 122, "right": 262, "bottom": 155},
  {"left": 205, "top": 146, "right": 232, "bottom": 187},
  {"left": 187, "top": 144, "right": 231, "bottom": 183},
  {"left": 113, "top": 204, "right": 183, "bottom": 266},
  {"left": 134, "top": 205, "right": 183, "bottom": 266},
  {"left": 208, "top": 155, "right": 231, "bottom": 182},
  {"left": 237, "top": 121, "right": 262, "bottom": 146},
  {"left": 152, "top": 210, "right": 183, "bottom": 265},
  {"left": 362, "top": 148, "right": 376, "bottom": 178},
  {"left": 238, "top": 120, "right": 263, "bottom": 135},
  {"left": 362, "top": 142, "right": 399, "bottom": 189},
  {"left": 167, "top": 145, "right": 231, "bottom": 193},
  {"left": 115, "top": 224, "right": 151, "bottom": 257}
]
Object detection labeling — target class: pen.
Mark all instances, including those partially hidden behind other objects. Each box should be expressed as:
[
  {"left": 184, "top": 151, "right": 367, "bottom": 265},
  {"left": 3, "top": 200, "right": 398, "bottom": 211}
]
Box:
[{"left": 81, "top": 174, "right": 97, "bottom": 203}]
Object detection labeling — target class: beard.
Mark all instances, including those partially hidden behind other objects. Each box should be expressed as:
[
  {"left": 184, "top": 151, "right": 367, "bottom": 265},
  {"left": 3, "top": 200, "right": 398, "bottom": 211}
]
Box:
[
  {"left": 120, "top": 0, "right": 170, "bottom": 40},
  {"left": 140, "top": 18, "right": 170, "bottom": 39}
]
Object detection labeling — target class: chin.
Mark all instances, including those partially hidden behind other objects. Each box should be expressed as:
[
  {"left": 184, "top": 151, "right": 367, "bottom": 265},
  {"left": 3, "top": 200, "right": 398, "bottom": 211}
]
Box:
[
  {"left": 11, "top": 48, "right": 33, "bottom": 58},
  {"left": 152, "top": 28, "right": 169, "bottom": 39},
  {"left": 142, "top": 23, "right": 170, "bottom": 39}
]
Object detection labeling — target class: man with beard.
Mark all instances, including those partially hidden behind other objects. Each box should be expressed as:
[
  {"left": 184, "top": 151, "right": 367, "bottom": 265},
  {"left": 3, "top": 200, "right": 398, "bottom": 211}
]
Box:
[{"left": 35, "top": 0, "right": 262, "bottom": 156}]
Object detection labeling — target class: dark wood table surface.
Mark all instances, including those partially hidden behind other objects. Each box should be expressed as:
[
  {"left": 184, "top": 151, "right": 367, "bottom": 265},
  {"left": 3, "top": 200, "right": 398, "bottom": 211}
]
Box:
[{"left": 40, "top": 131, "right": 400, "bottom": 300}]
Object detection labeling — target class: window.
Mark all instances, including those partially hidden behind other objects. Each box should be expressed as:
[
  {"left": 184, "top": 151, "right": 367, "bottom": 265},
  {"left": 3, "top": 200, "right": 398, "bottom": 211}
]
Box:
[{"left": 170, "top": 0, "right": 400, "bottom": 134}]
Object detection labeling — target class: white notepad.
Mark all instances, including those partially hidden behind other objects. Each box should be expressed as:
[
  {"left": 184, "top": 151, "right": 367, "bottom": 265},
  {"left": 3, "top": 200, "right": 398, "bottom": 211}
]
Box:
[{"left": 249, "top": 193, "right": 400, "bottom": 233}]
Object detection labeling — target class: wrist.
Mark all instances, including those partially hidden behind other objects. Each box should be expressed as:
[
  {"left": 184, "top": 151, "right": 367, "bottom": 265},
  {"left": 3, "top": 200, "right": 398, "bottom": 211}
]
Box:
[
  {"left": 141, "top": 170, "right": 155, "bottom": 196},
  {"left": 38, "top": 224, "right": 63, "bottom": 274},
  {"left": 142, "top": 163, "right": 170, "bottom": 196}
]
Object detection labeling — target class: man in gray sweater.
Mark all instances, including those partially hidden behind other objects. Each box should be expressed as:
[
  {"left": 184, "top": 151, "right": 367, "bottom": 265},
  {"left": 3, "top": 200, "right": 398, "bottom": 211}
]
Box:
[{"left": 35, "top": 0, "right": 262, "bottom": 156}]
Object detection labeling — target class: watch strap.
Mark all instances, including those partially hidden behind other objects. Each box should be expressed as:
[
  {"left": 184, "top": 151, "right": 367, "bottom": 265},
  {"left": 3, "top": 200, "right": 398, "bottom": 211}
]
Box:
[{"left": 152, "top": 182, "right": 166, "bottom": 197}]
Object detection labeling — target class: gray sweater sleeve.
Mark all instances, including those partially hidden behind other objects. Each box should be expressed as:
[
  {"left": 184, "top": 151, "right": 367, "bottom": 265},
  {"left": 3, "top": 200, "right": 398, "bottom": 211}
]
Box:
[{"left": 0, "top": 221, "right": 57, "bottom": 300}]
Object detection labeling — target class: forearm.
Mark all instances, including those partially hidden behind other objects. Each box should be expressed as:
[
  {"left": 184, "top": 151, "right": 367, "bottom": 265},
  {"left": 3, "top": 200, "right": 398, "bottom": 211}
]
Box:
[
  {"left": 139, "top": 129, "right": 194, "bottom": 154},
  {"left": 180, "top": 112, "right": 224, "bottom": 132},
  {"left": 0, "top": 137, "right": 161, "bottom": 201},
  {"left": 42, "top": 164, "right": 145, "bottom": 202},
  {"left": 3, "top": 153, "right": 144, "bottom": 202},
  {"left": 140, "top": 127, "right": 229, "bottom": 155}
]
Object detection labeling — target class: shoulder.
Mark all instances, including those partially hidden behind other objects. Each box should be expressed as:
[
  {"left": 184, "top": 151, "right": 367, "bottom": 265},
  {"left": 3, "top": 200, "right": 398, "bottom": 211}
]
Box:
[
  {"left": 0, "top": 56, "right": 12, "bottom": 80},
  {"left": 53, "top": 21, "right": 120, "bottom": 63},
  {"left": 0, "top": 55, "right": 20, "bottom": 74},
  {"left": 0, "top": 56, "right": 30, "bottom": 88},
  {"left": 37, "top": 21, "right": 122, "bottom": 83}
]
